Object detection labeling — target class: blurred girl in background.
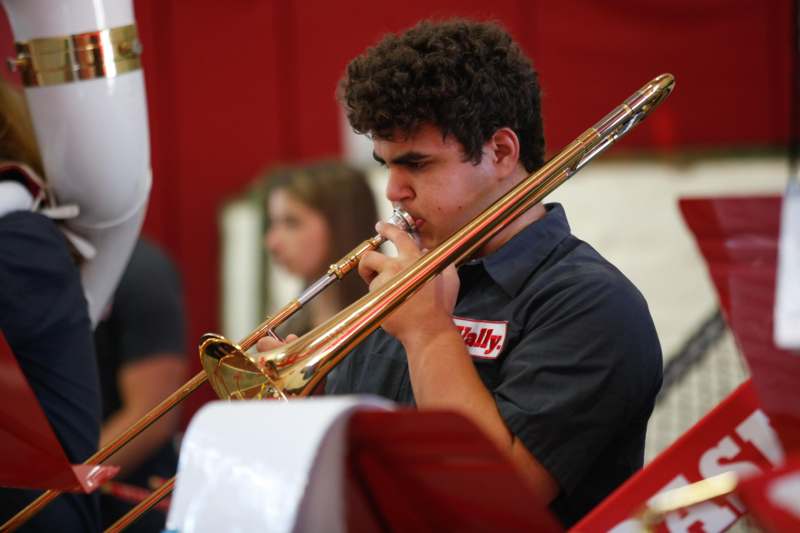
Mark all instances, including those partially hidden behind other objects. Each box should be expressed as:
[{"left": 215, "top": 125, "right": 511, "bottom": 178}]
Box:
[{"left": 263, "top": 161, "right": 379, "bottom": 335}]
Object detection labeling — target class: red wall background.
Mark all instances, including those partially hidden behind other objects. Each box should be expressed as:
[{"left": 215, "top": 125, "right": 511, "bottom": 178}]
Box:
[{"left": 1, "top": 0, "right": 794, "bottom": 418}]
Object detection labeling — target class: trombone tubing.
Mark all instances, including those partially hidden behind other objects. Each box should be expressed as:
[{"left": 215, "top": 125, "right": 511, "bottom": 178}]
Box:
[
  {"left": 91, "top": 73, "right": 674, "bottom": 532},
  {"left": 105, "top": 478, "right": 175, "bottom": 533}
]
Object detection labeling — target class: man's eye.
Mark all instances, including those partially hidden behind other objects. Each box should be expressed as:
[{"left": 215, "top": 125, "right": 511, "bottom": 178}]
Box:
[{"left": 407, "top": 161, "right": 426, "bottom": 170}]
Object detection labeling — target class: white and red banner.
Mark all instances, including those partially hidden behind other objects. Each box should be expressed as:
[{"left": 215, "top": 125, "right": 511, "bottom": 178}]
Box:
[{"left": 572, "top": 380, "right": 785, "bottom": 532}]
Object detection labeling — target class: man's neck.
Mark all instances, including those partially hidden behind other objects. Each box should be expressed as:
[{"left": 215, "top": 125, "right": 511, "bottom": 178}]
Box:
[
  {"left": 478, "top": 202, "right": 547, "bottom": 257},
  {"left": 477, "top": 164, "right": 548, "bottom": 256}
]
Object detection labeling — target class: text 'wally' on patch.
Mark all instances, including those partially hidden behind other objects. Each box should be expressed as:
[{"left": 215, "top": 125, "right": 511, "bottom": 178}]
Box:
[{"left": 452, "top": 316, "right": 507, "bottom": 359}]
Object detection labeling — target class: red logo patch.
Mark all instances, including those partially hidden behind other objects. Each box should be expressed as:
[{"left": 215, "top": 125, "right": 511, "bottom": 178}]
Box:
[{"left": 452, "top": 316, "right": 507, "bottom": 359}]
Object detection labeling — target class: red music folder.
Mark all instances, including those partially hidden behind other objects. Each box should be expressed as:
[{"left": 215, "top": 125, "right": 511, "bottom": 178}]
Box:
[
  {"left": 345, "top": 409, "right": 562, "bottom": 532},
  {"left": 0, "top": 331, "right": 117, "bottom": 493}
]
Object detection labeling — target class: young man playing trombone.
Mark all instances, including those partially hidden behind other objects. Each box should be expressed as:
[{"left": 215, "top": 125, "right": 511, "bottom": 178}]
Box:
[{"left": 259, "top": 18, "right": 663, "bottom": 527}]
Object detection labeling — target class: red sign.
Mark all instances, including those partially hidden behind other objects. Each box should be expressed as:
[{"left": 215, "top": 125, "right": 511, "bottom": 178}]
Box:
[{"left": 573, "top": 381, "right": 784, "bottom": 532}]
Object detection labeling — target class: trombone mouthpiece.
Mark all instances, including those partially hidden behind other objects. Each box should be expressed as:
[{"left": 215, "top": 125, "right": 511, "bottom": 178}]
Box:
[{"left": 386, "top": 207, "right": 416, "bottom": 234}]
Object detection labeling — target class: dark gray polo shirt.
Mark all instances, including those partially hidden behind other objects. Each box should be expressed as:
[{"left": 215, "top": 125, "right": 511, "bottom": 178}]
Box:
[{"left": 327, "top": 203, "right": 663, "bottom": 527}]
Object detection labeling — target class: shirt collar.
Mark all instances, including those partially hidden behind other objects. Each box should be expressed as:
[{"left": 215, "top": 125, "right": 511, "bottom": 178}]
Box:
[{"left": 462, "top": 203, "right": 572, "bottom": 297}]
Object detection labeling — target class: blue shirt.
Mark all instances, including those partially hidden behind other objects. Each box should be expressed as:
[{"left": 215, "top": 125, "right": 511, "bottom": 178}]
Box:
[{"left": 327, "top": 203, "right": 663, "bottom": 527}]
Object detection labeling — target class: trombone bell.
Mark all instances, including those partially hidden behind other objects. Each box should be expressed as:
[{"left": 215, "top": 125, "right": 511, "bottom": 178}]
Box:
[{"left": 200, "top": 334, "right": 287, "bottom": 401}]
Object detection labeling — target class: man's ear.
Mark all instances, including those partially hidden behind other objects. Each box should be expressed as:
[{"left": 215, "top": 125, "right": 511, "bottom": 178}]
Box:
[{"left": 486, "top": 127, "right": 521, "bottom": 176}]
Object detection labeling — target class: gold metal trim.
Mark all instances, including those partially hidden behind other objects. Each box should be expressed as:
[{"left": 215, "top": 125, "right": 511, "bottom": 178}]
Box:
[{"left": 7, "top": 24, "right": 142, "bottom": 87}]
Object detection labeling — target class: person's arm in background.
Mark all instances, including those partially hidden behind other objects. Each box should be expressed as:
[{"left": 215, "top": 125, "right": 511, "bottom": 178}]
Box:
[
  {"left": 96, "top": 240, "right": 187, "bottom": 478},
  {"left": 100, "top": 355, "right": 185, "bottom": 478}
]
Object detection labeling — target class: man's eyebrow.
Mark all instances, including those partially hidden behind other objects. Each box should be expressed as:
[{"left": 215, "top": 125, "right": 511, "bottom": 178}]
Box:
[{"left": 372, "top": 151, "right": 429, "bottom": 166}]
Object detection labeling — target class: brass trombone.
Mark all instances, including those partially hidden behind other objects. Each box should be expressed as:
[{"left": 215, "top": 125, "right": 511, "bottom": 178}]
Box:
[
  {"left": 198, "top": 73, "right": 675, "bottom": 405},
  {"left": 2, "top": 73, "right": 674, "bottom": 532}
]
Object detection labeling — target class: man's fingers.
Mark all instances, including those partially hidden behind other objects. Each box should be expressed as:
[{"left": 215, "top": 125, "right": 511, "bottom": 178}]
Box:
[
  {"left": 358, "top": 223, "right": 425, "bottom": 293},
  {"left": 256, "top": 336, "right": 282, "bottom": 352},
  {"left": 377, "top": 221, "right": 421, "bottom": 256},
  {"left": 357, "top": 250, "right": 386, "bottom": 284},
  {"left": 255, "top": 333, "right": 301, "bottom": 371},
  {"left": 255, "top": 333, "right": 298, "bottom": 353}
]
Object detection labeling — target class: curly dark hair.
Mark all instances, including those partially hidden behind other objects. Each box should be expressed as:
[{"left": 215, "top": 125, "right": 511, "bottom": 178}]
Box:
[{"left": 339, "top": 19, "right": 545, "bottom": 173}]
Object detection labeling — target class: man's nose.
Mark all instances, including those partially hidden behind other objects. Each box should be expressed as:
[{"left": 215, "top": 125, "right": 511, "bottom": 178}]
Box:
[{"left": 385, "top": 169, "right": 413, "bottom": 204}]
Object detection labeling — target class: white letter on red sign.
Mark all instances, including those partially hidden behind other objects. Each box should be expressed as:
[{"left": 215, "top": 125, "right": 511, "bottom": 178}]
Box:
[{"left": 735, "top": 410, "right": 785, "bottom": 468}]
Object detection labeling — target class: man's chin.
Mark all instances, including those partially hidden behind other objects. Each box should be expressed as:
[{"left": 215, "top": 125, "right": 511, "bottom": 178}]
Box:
[{"left": 419, "top": 235, "right": 439, "bottom": 252}]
